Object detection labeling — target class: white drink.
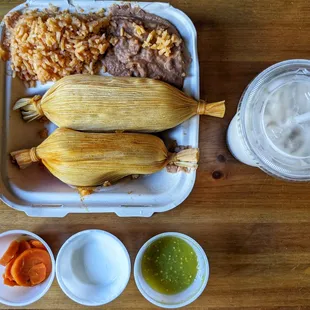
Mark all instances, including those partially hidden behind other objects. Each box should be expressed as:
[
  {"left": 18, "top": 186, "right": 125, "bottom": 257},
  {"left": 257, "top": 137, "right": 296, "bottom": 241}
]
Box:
[
  {"left": 227, "top": 60, "right": 310, "bottom": 181},
  {"left": 263, "top": 79, "right": 310, "bottom": 158}
]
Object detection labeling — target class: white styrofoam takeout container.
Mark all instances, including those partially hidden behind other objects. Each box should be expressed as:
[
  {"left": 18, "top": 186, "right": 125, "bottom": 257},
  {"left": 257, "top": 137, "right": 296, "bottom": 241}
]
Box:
[
  {"left": 0, "top": 230, "right": 56, "bottom": 307},
  {"left": 0, "top": 0, "right": 199, "bottom": 217}
]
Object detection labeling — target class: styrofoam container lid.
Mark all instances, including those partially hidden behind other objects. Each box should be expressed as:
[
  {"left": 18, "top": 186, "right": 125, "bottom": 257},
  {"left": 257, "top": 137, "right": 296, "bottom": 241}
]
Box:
[
  {"left": 134, "top": 232, "right": 209, "bottom": 308},
  {"left": 0, "top": 230, "right": 56, "bottom": 307},
  {"left": 56, "top": 229, "right": 131, "bottom": 306}
]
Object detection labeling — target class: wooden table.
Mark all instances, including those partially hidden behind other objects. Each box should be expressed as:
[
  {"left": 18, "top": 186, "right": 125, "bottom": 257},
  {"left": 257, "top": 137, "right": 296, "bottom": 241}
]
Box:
[{"left": 1, "top": 0, "right": 310, "bottom": 309}]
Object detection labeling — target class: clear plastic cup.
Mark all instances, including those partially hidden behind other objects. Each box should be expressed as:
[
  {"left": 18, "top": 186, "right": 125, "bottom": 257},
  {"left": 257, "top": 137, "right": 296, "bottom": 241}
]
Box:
[{"left": 227, "top": 59, "right": 310, "bottom": 181}]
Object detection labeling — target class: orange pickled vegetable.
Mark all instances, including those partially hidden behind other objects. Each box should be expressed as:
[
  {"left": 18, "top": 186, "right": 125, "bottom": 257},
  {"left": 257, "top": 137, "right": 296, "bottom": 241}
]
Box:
[
  {"left": 17, "top": 240, "right": 31, "bottom": 255},
  {"left": 29, "top": 240, "right": 46, "bottom": 250},
  {"left": 11, "top": 248, "right": 51, "bottom": 286},
  {"left": 4, "top": 259, "right": 15, "bottom": 281},
  {"left": 0, "top": 240, "right": 19, "bottom": 266},
  {"left": 28, "top": 263, "right": 46, "bottom": 285},
  {"left": 3, "top": 277, "right": 17, "bottom": 286}
]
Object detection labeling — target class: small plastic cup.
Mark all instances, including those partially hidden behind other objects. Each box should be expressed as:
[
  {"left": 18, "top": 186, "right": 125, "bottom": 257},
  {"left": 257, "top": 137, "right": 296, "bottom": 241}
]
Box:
[
  {"left": 0, "top": 230, "right": 56, "bottom": 307},
  {"left": 134, "top": 232, "right": 209, "bottom": 309},
  {"left": 56, "top": 229, "right": 131, "bottom": 306}
]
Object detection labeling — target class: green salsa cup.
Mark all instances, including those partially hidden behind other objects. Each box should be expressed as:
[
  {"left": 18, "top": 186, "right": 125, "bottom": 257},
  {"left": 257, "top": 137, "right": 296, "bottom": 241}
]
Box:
[{"left": 134, "top": 232, "right": 209, "bottom": 308}]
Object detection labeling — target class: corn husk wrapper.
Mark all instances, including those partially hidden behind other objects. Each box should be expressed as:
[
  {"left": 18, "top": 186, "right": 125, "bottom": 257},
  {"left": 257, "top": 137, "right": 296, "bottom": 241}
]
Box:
[
  {"left": 11, "top": 128, "right": 199, "bottom": 187},
  {"left": 13, "top": 75, "right": 225, "bottom": 132}
]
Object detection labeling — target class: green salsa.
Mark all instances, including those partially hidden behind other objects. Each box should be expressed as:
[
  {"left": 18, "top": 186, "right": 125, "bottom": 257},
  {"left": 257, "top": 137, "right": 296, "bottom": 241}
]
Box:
[{"left": 141, "top": 236, "right": 198, "bottom": 295}]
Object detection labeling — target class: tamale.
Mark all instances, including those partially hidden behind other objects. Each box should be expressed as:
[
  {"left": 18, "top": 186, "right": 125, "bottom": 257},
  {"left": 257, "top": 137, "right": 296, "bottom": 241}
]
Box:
[
  {"left": 13, "top": 75, "right": 225, "bottom": 132},
  {"left": 11, "top": 128, "right": 199, "bottom": 187}
]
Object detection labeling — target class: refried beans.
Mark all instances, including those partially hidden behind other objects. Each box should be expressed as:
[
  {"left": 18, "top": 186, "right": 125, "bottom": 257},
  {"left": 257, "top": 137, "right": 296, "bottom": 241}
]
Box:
[{"left": 103, "top": 5, "right": 191, "bottom": 89}]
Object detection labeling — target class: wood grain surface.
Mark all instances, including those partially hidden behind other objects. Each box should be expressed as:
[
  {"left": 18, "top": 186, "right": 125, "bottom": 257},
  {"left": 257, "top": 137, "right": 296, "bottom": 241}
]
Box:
[{"left": 1, "top": 0, "right": 310, "bottom": 309}]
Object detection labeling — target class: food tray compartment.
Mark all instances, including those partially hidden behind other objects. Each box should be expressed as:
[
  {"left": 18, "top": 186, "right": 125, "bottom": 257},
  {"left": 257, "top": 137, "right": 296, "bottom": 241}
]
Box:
[{"left": 0, "top": 0, "right": 199, "bottom": 217}]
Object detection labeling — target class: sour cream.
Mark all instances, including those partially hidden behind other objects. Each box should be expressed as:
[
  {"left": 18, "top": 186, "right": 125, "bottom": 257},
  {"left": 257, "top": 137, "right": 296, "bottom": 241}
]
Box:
[{"left": 56, "top": 230, "right": 131, "bottom": 306}]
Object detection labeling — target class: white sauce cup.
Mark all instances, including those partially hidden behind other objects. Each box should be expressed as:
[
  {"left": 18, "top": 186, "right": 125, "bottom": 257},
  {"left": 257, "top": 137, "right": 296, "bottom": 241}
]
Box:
[{"left": 56, "top": 229, "right": 131, "bottom": 306}]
